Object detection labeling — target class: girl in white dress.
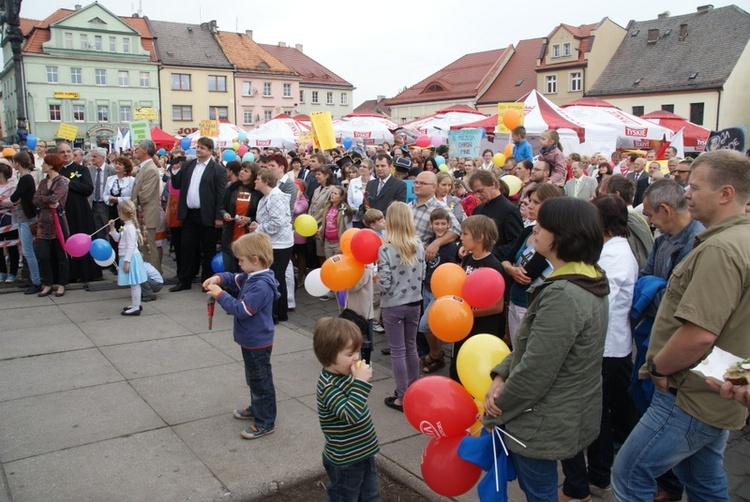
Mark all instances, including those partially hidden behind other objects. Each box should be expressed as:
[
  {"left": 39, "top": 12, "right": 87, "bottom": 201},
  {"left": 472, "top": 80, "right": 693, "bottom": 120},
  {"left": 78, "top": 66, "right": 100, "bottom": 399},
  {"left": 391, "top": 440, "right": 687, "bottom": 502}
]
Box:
[{"left": 109, "top": 200, "right": 147, "bottom": 316}]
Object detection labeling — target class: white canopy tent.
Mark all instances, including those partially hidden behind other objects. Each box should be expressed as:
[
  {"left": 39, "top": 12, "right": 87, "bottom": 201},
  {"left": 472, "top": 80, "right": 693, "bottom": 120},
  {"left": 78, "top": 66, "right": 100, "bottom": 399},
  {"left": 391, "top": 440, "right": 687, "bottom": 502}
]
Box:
[
  {"left": 186, "top": 121, "right": 247, "bottom": 149},
  {"left": 404, "top": 105, "right": 487, "bottom": 138},
  {"left": 245, "top": 114, "right": 310, "bottom": 149},
  {"left": 333, "top": 112, "right": 397, "bottom": 145}
]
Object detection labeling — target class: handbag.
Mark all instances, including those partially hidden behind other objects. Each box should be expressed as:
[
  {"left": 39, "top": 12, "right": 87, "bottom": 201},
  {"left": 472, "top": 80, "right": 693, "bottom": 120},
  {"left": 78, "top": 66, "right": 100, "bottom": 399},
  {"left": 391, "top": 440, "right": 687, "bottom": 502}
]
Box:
[{"left": 339, "top": 307, "right": 369, "bottom": 336}]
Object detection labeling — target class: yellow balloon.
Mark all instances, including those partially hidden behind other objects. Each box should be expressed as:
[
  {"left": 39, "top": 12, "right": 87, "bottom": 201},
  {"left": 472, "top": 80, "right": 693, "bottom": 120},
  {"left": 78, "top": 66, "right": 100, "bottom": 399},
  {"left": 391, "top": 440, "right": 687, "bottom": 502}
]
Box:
[
  {"left": 457, "top": 334, "right": 511, "bottom": 399},
  {"left": 492, "top": 153, "right": 506, "bottom": 167},
  {"left": 232, "top": 141, "right": 240, "bottom": 151},
  {"left": 501, "top": 175, "right": 523, "bottom": 196},
  {"left": 294, "top": 214, "right": 318, "bottom": 237}
]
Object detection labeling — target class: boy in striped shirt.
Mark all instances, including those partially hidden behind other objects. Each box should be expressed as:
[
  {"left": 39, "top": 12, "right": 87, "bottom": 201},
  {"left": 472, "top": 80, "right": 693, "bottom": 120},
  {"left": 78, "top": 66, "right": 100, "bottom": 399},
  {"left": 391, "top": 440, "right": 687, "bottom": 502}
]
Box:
[{"left": 314, "top": 317, "right": 381, "bottom": 501}]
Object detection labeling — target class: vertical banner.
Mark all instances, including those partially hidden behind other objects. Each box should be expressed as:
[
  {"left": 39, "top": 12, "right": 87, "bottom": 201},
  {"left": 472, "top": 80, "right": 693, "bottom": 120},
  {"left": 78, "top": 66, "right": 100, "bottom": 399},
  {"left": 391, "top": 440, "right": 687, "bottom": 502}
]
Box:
[
  {"left": 129, "top": 120, "right": 151, "bottom": 142},
  {"left": 310, "top": 111, "right": 336, "bottom": 150},
  {"left": 496, "top": 102, "right": 525, "bottom": 134},
  {"left": 448, "top": 129, "right": 483, "bottom": 158}
]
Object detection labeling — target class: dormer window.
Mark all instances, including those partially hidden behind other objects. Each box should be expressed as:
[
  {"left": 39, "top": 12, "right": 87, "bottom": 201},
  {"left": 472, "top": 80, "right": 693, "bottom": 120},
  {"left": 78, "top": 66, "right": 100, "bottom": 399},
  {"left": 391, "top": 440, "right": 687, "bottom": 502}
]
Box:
[
  {"left": 426, "top": 84, "right": 444, "bottom": 93},
  {"left": 563, "top": 43, "right": 571, "bottom": 56}
]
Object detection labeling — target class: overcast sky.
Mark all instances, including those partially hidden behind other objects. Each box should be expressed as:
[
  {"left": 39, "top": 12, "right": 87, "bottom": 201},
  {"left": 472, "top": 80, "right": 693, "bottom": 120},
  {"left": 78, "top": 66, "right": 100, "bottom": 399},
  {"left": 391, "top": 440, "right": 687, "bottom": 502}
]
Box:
[{"left": 19, "top": 0, "right": 747, "bottom": 107}]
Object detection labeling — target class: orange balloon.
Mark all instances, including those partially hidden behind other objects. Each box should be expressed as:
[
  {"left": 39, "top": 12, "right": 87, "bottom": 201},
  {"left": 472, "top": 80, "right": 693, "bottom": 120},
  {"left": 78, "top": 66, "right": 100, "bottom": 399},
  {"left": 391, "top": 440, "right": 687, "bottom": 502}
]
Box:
[
  {"left": 504, "top": 143, "right": 513, "bottom": 158},
  {"left": 431, "top": 263, "right": 466, "bottom": 298},
  {"left": 502, "top": 109, "right": 521, "bottom": 130},
  {"left": 320, "top": 254, "right": 365, "bottom": 291},
  {"left": 428, "top": 295, "right": 474, "bottom": 343},
  {"left": 339, "top": 228, "right": 359, "bottom": 255}
]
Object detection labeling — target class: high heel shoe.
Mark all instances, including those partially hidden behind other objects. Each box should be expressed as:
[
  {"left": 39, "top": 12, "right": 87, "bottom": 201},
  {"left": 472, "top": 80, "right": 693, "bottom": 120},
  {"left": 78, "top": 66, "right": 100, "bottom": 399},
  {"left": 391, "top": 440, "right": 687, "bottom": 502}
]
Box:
[
  {"left": 54, "top": 287, "right": 65, "bottom": 297},
  {"left": 38, "top": 287, "right": 53, "bottom": 297}
]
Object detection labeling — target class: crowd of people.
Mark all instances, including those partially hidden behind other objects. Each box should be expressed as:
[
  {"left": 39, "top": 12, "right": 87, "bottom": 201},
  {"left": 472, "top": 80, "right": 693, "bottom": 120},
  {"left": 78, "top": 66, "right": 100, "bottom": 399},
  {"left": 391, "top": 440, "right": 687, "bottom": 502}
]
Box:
[{"left": 1, "top": 130, "right": 749, "bottom": 501}]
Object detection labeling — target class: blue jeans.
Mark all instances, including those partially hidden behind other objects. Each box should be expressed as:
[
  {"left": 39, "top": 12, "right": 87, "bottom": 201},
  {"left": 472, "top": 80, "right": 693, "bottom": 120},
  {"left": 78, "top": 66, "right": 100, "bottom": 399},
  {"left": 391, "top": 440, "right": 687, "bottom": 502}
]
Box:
[
  {"left": 323, "top": 455, "right": 380, "bottom": 502},
  {"left": 511, "top": 453, "right": 558, "bottom": 501},
  {"left": 417, "top": 287, "right": 435, "bottom": 334},
  {"left": 240, "top": 346, "right": 276, "bottom": 432},
  {"left": 19, "top": 221, "right": 41, "bottom": 285},
  {"left": 381, "top": 304, "right": 420, "bottom": 400},
  {"left": 612, "top": 389, "right": 729, "bottom": 501}
]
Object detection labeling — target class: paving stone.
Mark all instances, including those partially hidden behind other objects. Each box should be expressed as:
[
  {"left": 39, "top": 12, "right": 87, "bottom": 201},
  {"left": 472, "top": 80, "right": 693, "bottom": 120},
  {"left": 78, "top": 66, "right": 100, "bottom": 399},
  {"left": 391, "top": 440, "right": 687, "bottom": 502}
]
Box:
[
  {"left": 0, "top": 323, "right": 92, "bottom": 359},
  {"left": 78, "top": 313, "right": 191, "bottom": 346}
]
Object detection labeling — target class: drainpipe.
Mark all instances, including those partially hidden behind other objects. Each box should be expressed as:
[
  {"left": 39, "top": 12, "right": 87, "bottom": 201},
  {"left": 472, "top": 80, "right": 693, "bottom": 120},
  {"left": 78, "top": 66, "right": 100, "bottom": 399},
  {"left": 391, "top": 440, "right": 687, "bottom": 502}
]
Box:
[{"left": 715, "top": 88, "right": 721, "bottom": 130}]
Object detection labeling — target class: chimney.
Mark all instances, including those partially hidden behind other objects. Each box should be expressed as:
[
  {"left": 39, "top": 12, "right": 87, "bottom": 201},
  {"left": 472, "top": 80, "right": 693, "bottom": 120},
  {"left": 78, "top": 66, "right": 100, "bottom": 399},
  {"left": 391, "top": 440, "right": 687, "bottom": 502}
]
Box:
[
  {"left": 209, "top": 20, "right": 218, "bottom": 34},
  {"left": 647, "top": 29, "right": 659, "bottom": 43},
  {"left": 679, "top": 23, "right": 688, "bottom": 41},
  {"left": 278, "top": 42, "right": 287, "bottom": 47},
  {"left": 245, "top": 30, "right": 253, "bottom": 39},
  {"left": 295, "top": 43, "right": 303, "bottom": 53},
  {"left": 657, "top": 11, "right": 670, "bottom": 19},
  {"left": 696, "top": 4, "right": 714, "bottom": 13},
  {"left": 377, "top": 95, "right": 385, "bottom": 101},
  {"left": 74, "top": 4, "right": 82, "bottom": 9}
]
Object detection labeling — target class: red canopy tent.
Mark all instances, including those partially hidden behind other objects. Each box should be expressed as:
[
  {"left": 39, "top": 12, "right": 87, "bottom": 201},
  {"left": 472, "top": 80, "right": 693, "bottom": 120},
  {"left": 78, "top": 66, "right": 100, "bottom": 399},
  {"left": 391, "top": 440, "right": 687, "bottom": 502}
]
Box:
[
  {"left": 640, "top": 110, "right": 710, "bottom": 152},
  {"left": 150, "top": 126, "right": 179, "bottom": 150}
]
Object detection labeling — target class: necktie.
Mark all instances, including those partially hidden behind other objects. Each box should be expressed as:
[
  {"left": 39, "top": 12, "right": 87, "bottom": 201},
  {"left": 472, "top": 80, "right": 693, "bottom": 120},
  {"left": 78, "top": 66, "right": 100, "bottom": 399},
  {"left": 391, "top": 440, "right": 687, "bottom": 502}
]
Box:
[
  {"left": 95, "top": 168, "right": 102, "bottom": 201},
  {"left": 377, "top": 179, "right": 385, "bottom": 196}
]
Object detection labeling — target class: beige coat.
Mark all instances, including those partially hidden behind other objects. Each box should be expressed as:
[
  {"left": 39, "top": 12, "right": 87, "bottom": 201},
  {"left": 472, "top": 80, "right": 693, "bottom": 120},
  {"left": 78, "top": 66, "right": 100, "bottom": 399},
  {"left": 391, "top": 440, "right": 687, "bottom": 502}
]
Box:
[{"left": 131, "top": 159, "right": 161, "bottom": 228}]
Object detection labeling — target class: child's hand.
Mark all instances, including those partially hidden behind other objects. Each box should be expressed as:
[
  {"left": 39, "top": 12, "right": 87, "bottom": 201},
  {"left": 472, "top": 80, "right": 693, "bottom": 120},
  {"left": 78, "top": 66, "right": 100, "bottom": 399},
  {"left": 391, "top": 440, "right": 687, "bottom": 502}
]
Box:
[
  {"left": 205, "top": 284, "right": 222, "bottom": 298},
  {"left": 108, "top": 219, "right": 115, "bottom": 231},
  {"left": 202, "top": 275, "right": 220, "bottom": 289},
  {"left": 351, "top": 360, "right": 372, "bottom": 383},
  {"left": 123, "top": 261, "right": 130, "bottom": 273}
]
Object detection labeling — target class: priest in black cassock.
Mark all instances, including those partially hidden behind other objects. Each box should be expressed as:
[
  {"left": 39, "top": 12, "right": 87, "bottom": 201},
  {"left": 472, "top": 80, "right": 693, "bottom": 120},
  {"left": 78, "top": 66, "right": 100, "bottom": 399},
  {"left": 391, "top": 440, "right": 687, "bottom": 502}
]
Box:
[{"left": 56, "top": 142, "right": 102, "bottom": 282}]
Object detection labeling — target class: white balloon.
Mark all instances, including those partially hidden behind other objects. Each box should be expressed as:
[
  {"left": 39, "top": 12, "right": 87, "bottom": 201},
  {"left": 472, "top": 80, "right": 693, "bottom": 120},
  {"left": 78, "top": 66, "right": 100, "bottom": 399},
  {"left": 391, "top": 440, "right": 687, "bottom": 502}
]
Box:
[
  {"left": 94, "top": 248, "right": 116, "bottom": 267},
  {"left": 304, "top": 268, "right": 330, "bottom": 297}
]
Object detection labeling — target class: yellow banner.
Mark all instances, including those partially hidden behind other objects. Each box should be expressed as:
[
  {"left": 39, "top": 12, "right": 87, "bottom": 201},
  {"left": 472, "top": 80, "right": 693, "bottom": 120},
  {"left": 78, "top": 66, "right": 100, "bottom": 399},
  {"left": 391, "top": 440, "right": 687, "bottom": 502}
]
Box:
[
  {"left": 496, "top": 102, "right": 525, "bottom": 134},
  {"left": 200, "top": 119, "right": 219, "bottom": 137},
  {"left": 54, "top": 91, "right": 79, "bottom": 99},
  {"left": 310, "top": 111, "right": 336, "bottom": 150},
  {"left": 134, "top": 107, "right": 159, "bottom": 120},
  {"left": 298, "top": 130, "right": 313, "bottom": 145},
  {"left": 57, "top": 123, "right": 78, "bottom": 141}
]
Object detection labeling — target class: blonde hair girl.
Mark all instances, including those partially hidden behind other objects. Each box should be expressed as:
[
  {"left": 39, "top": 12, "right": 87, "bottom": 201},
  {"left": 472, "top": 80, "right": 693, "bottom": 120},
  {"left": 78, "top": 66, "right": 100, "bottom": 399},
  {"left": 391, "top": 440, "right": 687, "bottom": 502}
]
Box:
[
  {"left": 109, "top": 199, "right": 148, "bottom": 315},
  {"left": 383, "top": 202, "right": 419, "bottom": 266}
]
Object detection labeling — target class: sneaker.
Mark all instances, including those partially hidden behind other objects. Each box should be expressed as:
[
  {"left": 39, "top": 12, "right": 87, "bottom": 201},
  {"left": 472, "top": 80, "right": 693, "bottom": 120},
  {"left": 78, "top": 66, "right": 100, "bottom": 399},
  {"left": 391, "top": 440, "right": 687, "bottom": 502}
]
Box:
[
  {"left": 318, "top": 294, "right": 332, "bottom": 301},
  {"left": 0, "top": 273, "right": 6, "bottom": 282},
  {"left": 240, "top": 424, "right": 274, "bottom": 440},
  {"left": 372, "top": 323, "right": 385, "bottom": 333},
  {"left": 232, "top": 407, "right": 254, "bottom": 420},
  {"left": 5, "top": 274, "right": 16, "bottom": 283}
]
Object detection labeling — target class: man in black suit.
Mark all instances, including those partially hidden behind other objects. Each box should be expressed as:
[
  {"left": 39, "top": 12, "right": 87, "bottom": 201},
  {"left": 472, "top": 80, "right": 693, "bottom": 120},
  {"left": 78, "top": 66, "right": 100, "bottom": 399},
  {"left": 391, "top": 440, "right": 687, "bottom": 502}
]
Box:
[
  {"left": 363, "top": 153, "right": 406, "bottom": 216},
  {"left": 169, "top": 137, "right": 226, "bottom": 291}
]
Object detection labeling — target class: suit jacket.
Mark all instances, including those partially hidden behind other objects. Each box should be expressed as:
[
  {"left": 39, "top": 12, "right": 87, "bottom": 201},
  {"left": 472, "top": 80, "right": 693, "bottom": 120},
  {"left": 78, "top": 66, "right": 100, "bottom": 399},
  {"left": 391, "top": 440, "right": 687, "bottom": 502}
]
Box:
[
  {"left": 633, "top": 176, "right": 651, "bottom": 207},
  {"left": 626, "top": 171, "right": 646, "bottom": 185},
  {"left": 564, "top": 176, "right": 597, "bottom": 200},
  {"left": 173, "top": 157, "right": 226, "bottom": 227},
  {"left": 131, "top": 159, "right": 162, "bottom": 228},
  {"left": 363, "top": 176, "right": 407, "bottom": 215},
  {"left": 88, "top": 163, "right": 116, "bottom": 205}
]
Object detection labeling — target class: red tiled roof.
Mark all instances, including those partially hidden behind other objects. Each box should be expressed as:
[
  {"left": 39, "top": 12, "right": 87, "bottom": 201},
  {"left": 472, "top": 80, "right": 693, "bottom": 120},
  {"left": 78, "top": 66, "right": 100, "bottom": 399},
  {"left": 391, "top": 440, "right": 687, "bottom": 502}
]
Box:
[
  {"left": 216, "top": 32, "right": 296, "bottom": 75},
  {"left": 354, "top": 97, "right": 391, "bottom": 116},
  {"left": 477, "top": 38, "right": 545, "bottom": 105},
  {"left": 19, "top": 18, "right": 40, "bottom": 36},
  {"left": 386, "top": 47, "right": 512, "bottom": 106},
  {"left": 121, "top": 17, "right": 157, "bottom": 62},
  {"left": 259, "top": 43, "right": 352, "bottom": 87},
  {"left": 560, "top": 22, "right": 597, "bottom": 39},
  {"left": 21, "top": 9, "right": 74, "bottom": 54},
  {"left": 538, "top": 21, "right": 599, "bottom": 70}
]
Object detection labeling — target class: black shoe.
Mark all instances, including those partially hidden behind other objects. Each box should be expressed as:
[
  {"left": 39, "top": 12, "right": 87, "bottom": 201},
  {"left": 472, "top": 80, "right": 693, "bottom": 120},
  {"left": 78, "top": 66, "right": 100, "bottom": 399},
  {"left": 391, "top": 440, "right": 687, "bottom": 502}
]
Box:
[
  {"left": 381, "top": 348, "right": 391, "bottom": 356},
  {"left": 169, "top": 283, "right": 191, "bottom": 292},
  {"left": 24, "top": 284, "right": 42, "bottom": 295},
  {"left": 141, "top": 296, "right": 157, "bottom": 302},
  {"left": 122, "top": 305, "right": 144, "bottom": 312},
  {"left": 121, "top": 309, "right": 141, "bottom": 316}
]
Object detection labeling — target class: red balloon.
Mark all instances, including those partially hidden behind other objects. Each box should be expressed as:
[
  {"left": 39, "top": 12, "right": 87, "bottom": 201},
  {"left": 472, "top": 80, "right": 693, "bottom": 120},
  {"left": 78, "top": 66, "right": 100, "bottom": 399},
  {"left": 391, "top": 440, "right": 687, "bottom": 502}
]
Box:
[
  {"left": 421, "top": 435, "right": 482, "bottom": 497},
  {"left": 403, "top": 376, "right": 478, "bottom": 438},
  {"left": 415, "top": 134, "right": 431, "bottom": 148},
  {"left": 462, "top": 267, "right": 506, "bottom": 309},
  {"left": 350, "top": 229, "right": 382, "bottom": 264}
]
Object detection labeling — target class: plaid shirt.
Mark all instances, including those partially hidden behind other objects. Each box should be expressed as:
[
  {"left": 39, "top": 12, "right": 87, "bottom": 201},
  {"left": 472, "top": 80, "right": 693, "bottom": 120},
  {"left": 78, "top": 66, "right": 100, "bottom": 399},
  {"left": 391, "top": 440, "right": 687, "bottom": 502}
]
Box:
[{"left": 409, "top": 196, "right": 461, "bottom": 246}]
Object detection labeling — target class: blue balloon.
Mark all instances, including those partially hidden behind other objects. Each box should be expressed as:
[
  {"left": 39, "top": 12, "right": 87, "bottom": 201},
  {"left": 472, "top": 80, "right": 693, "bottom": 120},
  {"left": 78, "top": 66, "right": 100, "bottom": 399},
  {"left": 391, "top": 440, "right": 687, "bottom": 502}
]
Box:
[
  {"left": 180, "top": 136, "right": 191, "bottom": 150},
  {"left": 342, "top": 137, "right": 353, "bottom": 149},
  {"left": 435, "top": 155, "right": 446, "bottom": 166},
  {"left": 157, "top": 148, "right": 166, "bottom": 156},
  {"left": 242, "top": 152, "right": 255, "bottom": 163},
  {"left": 238, "top": 132, "right": 247, "bottom": 142},
  {"left": 186, "top": 148, "right": 196, "bottom": 156},
  {"left": 90, "top": 238, "right": 113, "bottom": 261},
  {"left": 211, "top": 252, "right": 224, "bottom": 273},
  {"left": 26, "top": 133, "right": 37, "bottom": 150},
  {"left": 222, "top": 150, "right": 237, "bottom": 162}
]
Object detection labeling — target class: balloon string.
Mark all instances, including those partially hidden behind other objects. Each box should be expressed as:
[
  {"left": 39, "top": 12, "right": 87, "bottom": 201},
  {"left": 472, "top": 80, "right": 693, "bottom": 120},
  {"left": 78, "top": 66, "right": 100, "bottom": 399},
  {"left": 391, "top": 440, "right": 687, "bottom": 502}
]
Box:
[
  {"left": 90, "top": 217, "right": 119, "bottom": 237},
  {"left": 495, "top": 426, "right": 526, "bottom": 448},
  {"left": 492, "top": 427, "right": 500, "bottom": 493}
]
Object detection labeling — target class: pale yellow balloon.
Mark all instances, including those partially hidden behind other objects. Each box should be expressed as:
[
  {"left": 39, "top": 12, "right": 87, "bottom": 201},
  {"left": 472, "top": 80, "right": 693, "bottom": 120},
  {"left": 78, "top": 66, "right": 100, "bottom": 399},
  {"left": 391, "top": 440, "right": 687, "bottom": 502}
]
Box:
[
  {"left": 457, "top": 334, "right": 511, "bottom": 399},
  {"left": 501, "top": 175, "right": 523, "bottom": 196}
]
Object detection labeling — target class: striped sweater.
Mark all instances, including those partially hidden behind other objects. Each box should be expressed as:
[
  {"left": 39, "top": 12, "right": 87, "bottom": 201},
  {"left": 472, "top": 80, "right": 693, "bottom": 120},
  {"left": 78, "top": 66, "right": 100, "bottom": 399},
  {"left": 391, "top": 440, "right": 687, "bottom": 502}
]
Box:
[{"left": 316, "top": 369, "right": 380, "bottom": 465}]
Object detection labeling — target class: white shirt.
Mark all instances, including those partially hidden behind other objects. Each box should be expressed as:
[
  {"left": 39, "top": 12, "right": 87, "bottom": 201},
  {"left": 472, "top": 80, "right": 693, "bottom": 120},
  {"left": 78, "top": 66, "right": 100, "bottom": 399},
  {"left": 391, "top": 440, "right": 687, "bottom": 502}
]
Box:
[
  {"left": 598, "top": 236, "right": 638, "bottom": 357},
  {"left": 187, "top": 160, "right": 207, "bottom": 209}
]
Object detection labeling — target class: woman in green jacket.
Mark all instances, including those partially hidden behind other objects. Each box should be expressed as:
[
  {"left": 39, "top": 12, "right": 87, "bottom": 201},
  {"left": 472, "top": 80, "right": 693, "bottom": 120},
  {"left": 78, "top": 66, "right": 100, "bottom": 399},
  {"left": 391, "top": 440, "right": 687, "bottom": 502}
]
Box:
[{"left": 483, "top": 197, "right": 610, "bottom": 501}]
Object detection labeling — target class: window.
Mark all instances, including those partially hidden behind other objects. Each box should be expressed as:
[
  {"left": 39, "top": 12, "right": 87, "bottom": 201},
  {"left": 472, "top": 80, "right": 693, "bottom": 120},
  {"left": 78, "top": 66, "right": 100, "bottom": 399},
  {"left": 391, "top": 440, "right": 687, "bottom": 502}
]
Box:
[
  {"left": 120, "top": 105, "right": 132, "bottom": 122},
  {"left": 71, "top": 67, "right": 82, "bottom": 84},
  {"left": 109, "top": 36, "right": 116, "bottom": 52},
  {"left": 661, "top": 104, "right": 674, "bottom": 113},
  {"left": 172, "top": 105, "right": 192, "bottom": 121},
  {"left": 569, "top": 72, "right": 582, "bottom": 92},
  {"left": 563, "top": 42, "right": 571, "bottom": 56},
  {"left": 49, "top": 104, "right": 61, "bottom": 121},
  {"left": 340, "top": 93, "right": 348, "bottom": 105},
  {"left": 326, "top": 92, "right": 333, "bottom": 104},
  {"left": 263, "top": 82, "right": 272, "bottom": 96},
  {"left": 312, "top": 91, "right": 319, "bottom": 103},
  {"left": 264, "top": 110, "right": 273, "bottom": 122},
  {"left": 64, "top": 32, "right": 73, "bottom": 49},
  {"left": 242, "top": 81, "right": 252, "bottom": 96},
  {"left": 139, "top": 72, "right": 149, "bottom": 87},
  {"left": 545, "top": 75, "right": 557, "bottom": 94},
  {"left": 243, "top": 110, "right": 253, "bottom": 125},
  {"left": 73, "top": 104, "right": 85, "bottom": 122},
  {"left": 690, "top": 102, "right": 705, "bottom": 125},
  {"left": 209, "top": 107, "right": 228, "bottom": 120},
  {"left": 80, "top": 34, "right": 88, "bottom": 50},
  {"left": 118, "top": 71, "right": 129, "bottom": 86},
  {"left": 552, "top": 44, "right": 560, "bottom": 57},
  {"left": 426, "top": 84, "right": 444, "bottom": 92},
  {"left": 123, "top": 38, "right": 130, "bottom": 53},
  {"left": 283, "top": 83, "right": 291, "bottom": 98},
  {"left": 299, "top": 90, "right": 304, "bottom": 103},
  {"left": 97, "top": 105, "right": 109, "bottom": 122},
  {"left": 632, "top": 106, "right": 644, "bottom": 116},
  {"left": 46, "top": 66, "right": 58, "bottom": 83},
  {"left": 171, "top": 73, "right": 191, "bottom": 90},
  {"left": 95, "top": 69, "right": 106, "bottom": 85},
  {"left": 208, "top": 75, "right": 227, "bottom": 92},
  {"left": 94, "top": 35, "right": 102, "bottom": 51}
]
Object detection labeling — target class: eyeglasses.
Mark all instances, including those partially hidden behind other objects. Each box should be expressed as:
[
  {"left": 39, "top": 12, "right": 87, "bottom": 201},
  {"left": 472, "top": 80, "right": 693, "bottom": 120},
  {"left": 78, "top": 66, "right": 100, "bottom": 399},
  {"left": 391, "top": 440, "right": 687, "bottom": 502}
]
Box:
[
  {"left": 413, "top": 181, "right": 436, "bottom": 186},
  {"left": 675, "top": 170, "right": 690, "bottom": 174}
]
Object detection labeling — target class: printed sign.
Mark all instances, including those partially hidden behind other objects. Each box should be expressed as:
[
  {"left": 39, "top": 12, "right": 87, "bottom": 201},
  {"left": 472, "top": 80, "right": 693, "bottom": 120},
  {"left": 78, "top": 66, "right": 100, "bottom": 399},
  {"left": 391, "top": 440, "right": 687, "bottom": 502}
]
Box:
[
  {"left": 57, "top": 123, "right": 78, "bottom": 141},
  {"left": 496, "top": 102, "right": 525, "bottom": 134},
  {"left": 706, "top": 126, "right": 746, "bottom": 152},
  {"left": 53, "top": 91, "right": 79, "bottom": 99},
  {"left": 129, "top": 120, "right": 151, "bottom": 142},
  {"left": 134, "top": 107, "right": 159, "bottom": 120},
  {"left": 310, "top": 111, "right": 336, "bottom": 150},
  {"left": 448, "top": 129, "right": 483, "bottom": 158},
  {"left": 199, "top": 119, "right": 219, "bottom": 138}
]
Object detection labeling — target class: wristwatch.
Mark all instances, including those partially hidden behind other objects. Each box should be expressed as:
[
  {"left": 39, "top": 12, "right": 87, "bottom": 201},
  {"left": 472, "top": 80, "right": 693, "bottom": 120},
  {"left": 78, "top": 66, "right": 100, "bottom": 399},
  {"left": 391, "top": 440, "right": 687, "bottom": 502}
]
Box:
[{"left": 648, "top": 360, "right": 666, "bottom": 378}]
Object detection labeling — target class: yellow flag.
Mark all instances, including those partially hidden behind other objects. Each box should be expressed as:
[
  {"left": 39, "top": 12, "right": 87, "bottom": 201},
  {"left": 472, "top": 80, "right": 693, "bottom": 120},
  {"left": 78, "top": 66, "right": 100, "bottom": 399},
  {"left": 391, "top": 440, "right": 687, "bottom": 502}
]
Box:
[{"left": 310, "top": 111, "right": 336, "bottom": 150}]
